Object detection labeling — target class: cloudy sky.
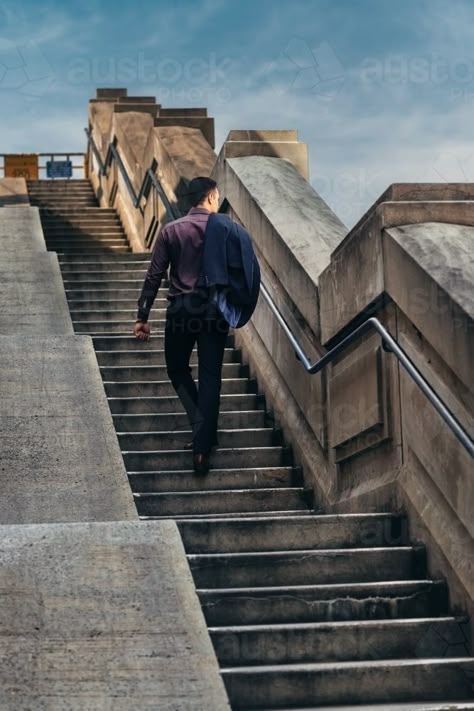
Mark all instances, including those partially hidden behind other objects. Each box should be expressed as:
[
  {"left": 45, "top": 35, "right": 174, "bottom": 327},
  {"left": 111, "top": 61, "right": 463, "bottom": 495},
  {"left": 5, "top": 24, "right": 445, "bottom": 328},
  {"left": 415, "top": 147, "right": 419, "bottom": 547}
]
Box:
[{"left": 1, "top": 0, "right": 473, "bottom": 227}]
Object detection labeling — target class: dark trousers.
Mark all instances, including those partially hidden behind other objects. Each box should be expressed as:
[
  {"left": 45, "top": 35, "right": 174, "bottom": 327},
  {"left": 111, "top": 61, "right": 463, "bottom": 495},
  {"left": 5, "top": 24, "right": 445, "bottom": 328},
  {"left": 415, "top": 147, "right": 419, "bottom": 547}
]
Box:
[{"left": 164, "top": 292, "right": 229, "bottom": 455}]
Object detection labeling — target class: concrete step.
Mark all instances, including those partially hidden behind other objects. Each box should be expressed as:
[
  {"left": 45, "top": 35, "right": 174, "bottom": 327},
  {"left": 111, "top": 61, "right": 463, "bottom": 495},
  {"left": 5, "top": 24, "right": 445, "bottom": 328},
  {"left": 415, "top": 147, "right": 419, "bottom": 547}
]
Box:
[
  {"left": 42, "top": 209, "right": 119, "bottom": 218},
  {"left": 39, "top": 206, "right": 116, "bottom": 212},
  {"left": 187, "top": 546, "right": 426, "bottom": 588},
  {"left": 94, "top": 334, "right": 234, "bottom": 350},
  {"left": 32, "top": 200, "right": 99, "bottom": 207},
  {"left": 63, "top": 274, "right": 148, "bottom": 284},
  {"left": 143, "top": 510, "right": 315, "bottom": 521},
  {"left": 64, "top": 279, "right": 146, "bottom": 289},
  {"left": 128, "top": 465, "right": 301, "bottom": 493},
  {"left": 282, "top": 702, "right": 474, "bottom": 711},
  {"left": 61, "top": 264, "right": 149, "bottom": 275},
  {"left": 28, "top": 179, "right": 91, "bottom": 185},
  {"left": 100, "top": 363, "right": 243, "bottom": 380},
  {"left": 72, "top": 321, "right": 147, "bottom": 333},
  {"left": 46, "top": 229, "right": 126, "bottom": 238},
  {"left": 65, "top": 290, "right": 143, "bottom": 306},
  {"left": 96, "top": 347, "right": 237, "bottom": 366},
  {"left": 118, "top": 427, "right": 277, "bottom": 451},
  {"left": 134, "top": 487, "right": 308, "bottom": 517},
  {"left": 103, "top": 377, "right": 256, "bottom": 397},
  {"left": 30, "top": 192, "right": 97, "bottom": 197},
  {"left": 113, "top": 410, "right": 263, "bottom": 432},
  {"left": 53, "top": 247, "right": 132, "bottom": 254},
  {"left": 44, "top": 221, "right": 123, "bottom": 230},
  {"left": 178, "top": 513, "right": 410, "bottom": 554},
  {"left": 59, "top": 253, "right": 149, "bottom": 263},
  {"left": 67, "top": 298, "right": 157, "bottom": 310},
  {"left": 44, "top": 226, "right": 125, "bottom": 235},
  {"left": 210, "top": 616, "right": 469, "bottom": 666},
  {"left": 107, "top": 393, "right": 258, "bottom": 414},
  {"left": 70, "top": 305, "right": 164, "bottom": 319},
  {"left": 122, "top": 446, "right": 289, "bottom": 472},
  {"left": 198, "top": 579, "right": 449, "bottom": 626},
  {"left": 31, "top": 192, "right": 96, "bottom": 197},
  {"left": 220, "top": 658, "right": 474, "bottom": 708},
  {"left": 66, "top": 288, "right": 145, "bottom": 299},
  {"left": 72, "top": 309, "right": 166, "bottom": 322}
]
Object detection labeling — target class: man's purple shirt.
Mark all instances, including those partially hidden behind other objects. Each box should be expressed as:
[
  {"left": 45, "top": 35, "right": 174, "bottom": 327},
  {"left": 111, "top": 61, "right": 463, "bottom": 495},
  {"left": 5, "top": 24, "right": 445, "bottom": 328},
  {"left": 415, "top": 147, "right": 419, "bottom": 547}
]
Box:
[{"left": 137, "top": 207, "right": 211, "bottom": 322}]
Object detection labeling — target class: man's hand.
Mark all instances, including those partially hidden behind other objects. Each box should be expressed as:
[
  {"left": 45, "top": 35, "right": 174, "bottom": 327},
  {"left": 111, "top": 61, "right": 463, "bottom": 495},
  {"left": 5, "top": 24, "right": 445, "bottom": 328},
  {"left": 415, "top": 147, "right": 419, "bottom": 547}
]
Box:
[{"left": 133, "top": 321, "right": 151, "bottom": 341}]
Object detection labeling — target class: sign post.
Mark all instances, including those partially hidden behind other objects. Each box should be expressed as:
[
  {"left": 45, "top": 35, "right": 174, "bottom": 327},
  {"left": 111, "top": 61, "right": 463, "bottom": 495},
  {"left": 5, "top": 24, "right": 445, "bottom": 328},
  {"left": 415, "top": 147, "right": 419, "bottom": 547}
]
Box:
[
  {"left": 46, "top": 160, "right": 73, "bottom": 179},
  {"left": 4, "top": 154, "right": 39, "bottom": 180}
]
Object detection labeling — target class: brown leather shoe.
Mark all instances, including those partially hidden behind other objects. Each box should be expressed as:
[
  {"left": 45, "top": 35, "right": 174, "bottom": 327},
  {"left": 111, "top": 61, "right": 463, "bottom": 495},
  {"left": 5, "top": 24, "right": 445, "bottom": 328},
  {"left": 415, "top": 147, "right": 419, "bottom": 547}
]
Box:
[{"left": 193, "top": 453, "right": 210, "bottom": 476}]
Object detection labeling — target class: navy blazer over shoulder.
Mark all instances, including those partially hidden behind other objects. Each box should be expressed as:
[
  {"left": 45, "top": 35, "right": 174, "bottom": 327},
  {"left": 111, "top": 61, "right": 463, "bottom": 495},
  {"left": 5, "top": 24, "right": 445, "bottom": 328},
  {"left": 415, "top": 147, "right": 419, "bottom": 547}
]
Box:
[{"left": 197, "top": 212, "right": 261, "bottom": 328}]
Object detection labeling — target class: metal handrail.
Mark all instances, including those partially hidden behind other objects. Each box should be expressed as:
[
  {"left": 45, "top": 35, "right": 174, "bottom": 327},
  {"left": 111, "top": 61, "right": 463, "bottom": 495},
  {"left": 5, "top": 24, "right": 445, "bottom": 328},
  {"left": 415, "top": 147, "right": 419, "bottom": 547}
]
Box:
[
  {"left": 261, "top": 282, "right": 473, "bottom": 457},
  {"left": 85, "top": 128, "right": 180, "bottom": 220},
  {"left": 84, "top": 127, "right": 474, "bottom": 459}
]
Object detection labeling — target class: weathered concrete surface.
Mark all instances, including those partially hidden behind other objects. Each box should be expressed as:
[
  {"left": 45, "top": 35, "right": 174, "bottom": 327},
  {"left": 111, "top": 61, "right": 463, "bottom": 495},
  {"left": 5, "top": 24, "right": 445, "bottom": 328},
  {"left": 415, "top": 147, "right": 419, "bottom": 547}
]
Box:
[
  {"left": 152, "top": 126, "right": 216, "bottom": 212},
  {"left": 0, "top": 206, "right": 46, "bottom": 252},
  {"left": 0, "top": 178, "right": 29, "bottom": 206},
  {"left": 0, "top": 336, "right": 137, "bottom": 524},
  {"left": 224, "top": 137, "right": 309, "bottom": 180},
  {"left": 0, "top": 520, "right": 230, "bottom": 710},
  {"left": 387, "top": 221, "right": 474, "bottom": 319},
  {"left": 0, "top": 254, "right": 73, "bottom": 335},
  {"left": 154, "top": 116, "right": 215, "bottom": 149},
  {"left": 385, "top": 222, "right": 473, "bottom": 395},
  {"left": 319, "top": 200, "right": 474, "bottom": 343},
  {"left": 342, "top": 182, "right": 474, "bottom": 251},
  {"left": 215, "top": 155, "right": 346, "bottom": 336}
]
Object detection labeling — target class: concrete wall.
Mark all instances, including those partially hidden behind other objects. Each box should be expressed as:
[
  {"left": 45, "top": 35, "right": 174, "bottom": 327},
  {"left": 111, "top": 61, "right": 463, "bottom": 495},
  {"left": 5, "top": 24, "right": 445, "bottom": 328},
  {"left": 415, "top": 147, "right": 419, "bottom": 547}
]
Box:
[
  {"left": 0, "top": 206, "right": 136, "bottom": 524},
  {"left": 85, "top": 90, "right": 474, "bottom": 645},
  {"left": 210, "top": 140, "right": 474, "bottom": 643},
  {"left": 0, "top": 178, "right": 29, "bottom": 206}
]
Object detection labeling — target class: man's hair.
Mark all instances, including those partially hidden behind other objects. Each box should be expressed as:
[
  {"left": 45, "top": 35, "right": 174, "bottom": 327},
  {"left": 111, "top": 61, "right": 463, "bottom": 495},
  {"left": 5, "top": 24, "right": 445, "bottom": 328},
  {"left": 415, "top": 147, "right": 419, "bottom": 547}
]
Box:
[{"left": 187, "top": 176, "right": 217, "bottom": 207}]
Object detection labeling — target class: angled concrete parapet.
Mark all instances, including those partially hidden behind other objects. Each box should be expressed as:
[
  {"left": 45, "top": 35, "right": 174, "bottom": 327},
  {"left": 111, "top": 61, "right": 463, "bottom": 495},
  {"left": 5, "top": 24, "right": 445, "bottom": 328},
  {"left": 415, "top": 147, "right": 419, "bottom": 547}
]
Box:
[
  {"left": 0, "top": 521, "right": 230, "bottom": 709},
  {"left": 222, "top": 128, "right": 309, "bottom": 180},
  {"left": 212, "top": 135, "right": 474, "bottom": 641},
  {"left": 0, "top": 178, "right": 29, "bottom": 206},
  {"left": 0, "top": 207, "right": 73, "bottom": 334}
]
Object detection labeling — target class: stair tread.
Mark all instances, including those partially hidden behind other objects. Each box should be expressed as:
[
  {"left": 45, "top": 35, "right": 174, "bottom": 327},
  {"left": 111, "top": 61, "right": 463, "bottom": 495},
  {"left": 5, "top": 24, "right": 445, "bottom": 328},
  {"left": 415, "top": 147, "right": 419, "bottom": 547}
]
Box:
[
  {"left": 209, "top": 615, "right": 463, "bottom": 633},
  {"left": 140, "top": 510, "right": 314, "bottom": 520},
  {"left": 220, "top": 656, "right": 474, "bottom": 672},
  {"left": 134, "top": 487, "right": 305, "bottom": 498},
  {"left": 271, "top": 703, "right": 474, "bottom": 711},
  {"left": 188, "top": 545, "right": 417, "bottom": 559},
  {"left": 197, "top": 579, "right": 445, "bottom": 595}
]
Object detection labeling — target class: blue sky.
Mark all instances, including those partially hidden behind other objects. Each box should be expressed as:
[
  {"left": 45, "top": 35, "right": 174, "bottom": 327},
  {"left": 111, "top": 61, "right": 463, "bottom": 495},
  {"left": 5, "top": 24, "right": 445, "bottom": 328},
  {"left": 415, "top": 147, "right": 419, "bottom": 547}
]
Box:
[{"left": 1, "top": 0, "right": 474, "bottom": 227}]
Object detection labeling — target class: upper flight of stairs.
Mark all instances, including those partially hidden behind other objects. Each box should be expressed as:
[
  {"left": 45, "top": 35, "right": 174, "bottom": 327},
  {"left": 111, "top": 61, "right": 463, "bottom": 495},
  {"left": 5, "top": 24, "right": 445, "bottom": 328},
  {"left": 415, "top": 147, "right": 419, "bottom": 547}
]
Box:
[{"left": 28, "top": 178, "right": 474, "bottom": 710}]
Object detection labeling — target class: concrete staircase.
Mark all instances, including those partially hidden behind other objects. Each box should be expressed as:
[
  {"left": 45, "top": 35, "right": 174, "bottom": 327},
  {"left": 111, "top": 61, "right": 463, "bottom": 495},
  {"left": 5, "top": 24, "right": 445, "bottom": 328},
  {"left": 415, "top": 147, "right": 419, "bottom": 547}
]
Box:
[{"left": 28, "top": 178, "right": 474, "bottom": 710}]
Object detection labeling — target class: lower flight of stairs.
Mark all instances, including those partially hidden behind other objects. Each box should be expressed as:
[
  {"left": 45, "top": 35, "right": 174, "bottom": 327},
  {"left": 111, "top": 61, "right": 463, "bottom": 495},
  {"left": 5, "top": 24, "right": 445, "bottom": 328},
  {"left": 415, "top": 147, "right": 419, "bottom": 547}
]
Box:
[{"left": 28, "top": 178, "right": 474, "bottom": 710}]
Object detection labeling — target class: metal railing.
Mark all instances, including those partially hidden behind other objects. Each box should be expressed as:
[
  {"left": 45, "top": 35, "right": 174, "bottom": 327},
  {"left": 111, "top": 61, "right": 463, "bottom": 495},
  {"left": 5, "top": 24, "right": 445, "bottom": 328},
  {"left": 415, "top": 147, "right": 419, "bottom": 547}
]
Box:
[
  {"left": 261, "top": 282, "right": 473, "bottom": 457},
  {"left": 85, "top": 129, "right": 180, "bottom": 219},
  {"left": 0, "top": 152, "right": 85, "bottom": 179},
  {"left": 85, "top": 128, "right": 474, "bottom": 459}
]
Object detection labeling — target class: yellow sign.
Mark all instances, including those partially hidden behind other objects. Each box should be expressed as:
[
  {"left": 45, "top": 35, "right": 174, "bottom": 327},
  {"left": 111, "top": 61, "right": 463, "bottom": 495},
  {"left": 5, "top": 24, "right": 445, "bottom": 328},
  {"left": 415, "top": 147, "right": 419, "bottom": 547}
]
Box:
[{"left": 4, "top": 154, "right": 39, "bottom": 180}]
